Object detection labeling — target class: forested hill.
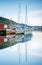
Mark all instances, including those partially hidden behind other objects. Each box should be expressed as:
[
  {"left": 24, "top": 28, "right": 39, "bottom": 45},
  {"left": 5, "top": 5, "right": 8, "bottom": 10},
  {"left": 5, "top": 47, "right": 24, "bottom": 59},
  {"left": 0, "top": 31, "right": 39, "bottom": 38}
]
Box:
[{"left": 0, "top": 17, "right": 15, "bottom": 25}]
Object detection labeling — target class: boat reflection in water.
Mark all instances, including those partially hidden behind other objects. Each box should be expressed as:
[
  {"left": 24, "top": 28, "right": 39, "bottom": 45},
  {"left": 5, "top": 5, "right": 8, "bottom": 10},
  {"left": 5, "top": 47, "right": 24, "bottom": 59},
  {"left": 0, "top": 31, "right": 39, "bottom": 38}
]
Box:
[
  {"left": 0, "top": 33, "right": 32, "bottom": 49},
  {"left": 0, "top": 17, "right": 32, "bottom": 49}
]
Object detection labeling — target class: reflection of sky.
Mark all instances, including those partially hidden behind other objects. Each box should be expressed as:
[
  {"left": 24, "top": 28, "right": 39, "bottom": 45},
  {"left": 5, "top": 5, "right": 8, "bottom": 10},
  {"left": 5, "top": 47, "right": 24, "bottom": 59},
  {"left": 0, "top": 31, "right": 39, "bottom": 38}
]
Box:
[{"left": 0, "top": 0, "right": 42, "bottom": 25}]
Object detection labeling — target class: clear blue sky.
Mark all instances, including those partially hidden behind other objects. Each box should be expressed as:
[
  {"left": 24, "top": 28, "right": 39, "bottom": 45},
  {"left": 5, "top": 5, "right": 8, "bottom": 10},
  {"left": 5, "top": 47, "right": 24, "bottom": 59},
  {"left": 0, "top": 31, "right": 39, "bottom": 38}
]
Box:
[{"left": 0, "top": 0, "right": 42, "bottom": 26}]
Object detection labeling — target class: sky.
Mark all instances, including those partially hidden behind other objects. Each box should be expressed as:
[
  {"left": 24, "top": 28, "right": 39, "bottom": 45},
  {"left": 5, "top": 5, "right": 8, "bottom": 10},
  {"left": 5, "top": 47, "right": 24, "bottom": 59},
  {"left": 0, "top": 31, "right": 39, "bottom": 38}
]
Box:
[{"left": 0, "top": 0, "right": 42, "bottom": 26}]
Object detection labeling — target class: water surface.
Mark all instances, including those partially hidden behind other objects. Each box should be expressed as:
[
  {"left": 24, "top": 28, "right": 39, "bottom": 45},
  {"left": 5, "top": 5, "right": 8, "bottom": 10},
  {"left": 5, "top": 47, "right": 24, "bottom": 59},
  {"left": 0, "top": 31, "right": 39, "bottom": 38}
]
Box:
[{"left": 0, "top": 31, "right": 42, "bottom": 65}]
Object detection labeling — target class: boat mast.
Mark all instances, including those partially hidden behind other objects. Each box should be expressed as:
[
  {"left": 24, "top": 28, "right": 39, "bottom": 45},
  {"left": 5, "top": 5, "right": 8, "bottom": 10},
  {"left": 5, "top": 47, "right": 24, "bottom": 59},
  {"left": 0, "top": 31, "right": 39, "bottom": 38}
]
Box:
[
  {"left": 17, "top": 3, "right": 21, "bottom": 64},
  {"left": 25, "top": 4, "right": 28, "bottom": 62}
]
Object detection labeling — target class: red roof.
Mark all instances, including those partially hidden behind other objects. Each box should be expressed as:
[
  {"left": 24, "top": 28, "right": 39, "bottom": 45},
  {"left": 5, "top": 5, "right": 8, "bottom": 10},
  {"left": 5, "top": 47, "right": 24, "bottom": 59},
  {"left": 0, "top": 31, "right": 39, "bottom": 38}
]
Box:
[{"left": 0, "top": 24, "right": 4, "bottom": 28}]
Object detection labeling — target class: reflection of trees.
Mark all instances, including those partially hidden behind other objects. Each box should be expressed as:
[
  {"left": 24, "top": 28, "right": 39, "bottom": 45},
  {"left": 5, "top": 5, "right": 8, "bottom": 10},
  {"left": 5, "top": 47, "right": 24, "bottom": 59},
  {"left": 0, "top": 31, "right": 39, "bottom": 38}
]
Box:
[{"left": 0, "top": 42, "right": 10, "bottom": 49}]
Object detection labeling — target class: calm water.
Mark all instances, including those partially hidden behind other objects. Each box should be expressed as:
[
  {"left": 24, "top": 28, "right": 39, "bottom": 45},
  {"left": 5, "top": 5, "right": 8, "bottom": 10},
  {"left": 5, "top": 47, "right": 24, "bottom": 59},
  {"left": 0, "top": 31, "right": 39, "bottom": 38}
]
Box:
[{"left": 0, "top": 31, "right": 42, "bottom": 65}]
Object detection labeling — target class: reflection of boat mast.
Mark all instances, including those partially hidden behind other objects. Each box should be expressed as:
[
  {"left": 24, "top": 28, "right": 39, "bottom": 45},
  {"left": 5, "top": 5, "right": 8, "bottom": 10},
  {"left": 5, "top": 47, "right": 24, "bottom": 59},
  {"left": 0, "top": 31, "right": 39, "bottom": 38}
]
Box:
[{"left": 25, "top": 4, "right": 27, "bottom": 62}]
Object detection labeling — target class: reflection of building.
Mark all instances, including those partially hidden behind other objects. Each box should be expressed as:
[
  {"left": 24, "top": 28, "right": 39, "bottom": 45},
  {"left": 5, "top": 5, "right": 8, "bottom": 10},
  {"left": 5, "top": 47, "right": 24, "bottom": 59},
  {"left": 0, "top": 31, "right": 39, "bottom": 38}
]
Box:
[{"left": 0, "top": 33, "right": 32, "bottom": 49}]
